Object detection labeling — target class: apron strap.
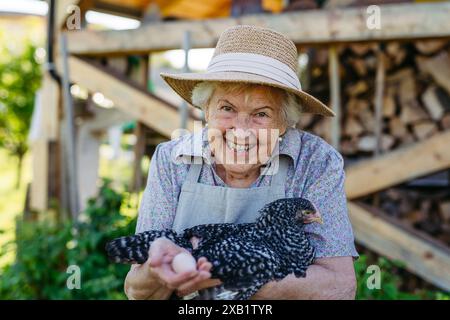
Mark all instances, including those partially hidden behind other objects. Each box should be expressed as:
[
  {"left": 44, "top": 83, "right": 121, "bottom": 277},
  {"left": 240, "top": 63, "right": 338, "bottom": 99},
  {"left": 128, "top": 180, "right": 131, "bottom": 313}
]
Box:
[
  {"left": 270, "top": 155, "right": 290, "bottom": 187},
  {"left": 185, "top": 157, "right": 203, "bottom": 183}
]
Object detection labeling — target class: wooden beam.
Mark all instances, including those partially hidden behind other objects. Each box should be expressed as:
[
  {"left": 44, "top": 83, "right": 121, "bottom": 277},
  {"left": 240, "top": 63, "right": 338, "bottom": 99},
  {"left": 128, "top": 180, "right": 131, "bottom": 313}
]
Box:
[
  {"left": 348, "top": 201, "right": 450, "bottom": 292},
  {"left": 345, "top": 130, "right": 450, "bottom": 199},
  {"left": 30, "top": 140, "right": 49, "bottom": 211},
  {"left": 58, "top": 56, "right": 200, "bottom": 137},
  {"left": 329, "top": 45, "right": 341, "bottom": 150},
  {"left": 65, "top": 2, "right": 450, "bottom": 56},
  {"left": 29, "top": 74, "right": 60, "bottom": 211}
]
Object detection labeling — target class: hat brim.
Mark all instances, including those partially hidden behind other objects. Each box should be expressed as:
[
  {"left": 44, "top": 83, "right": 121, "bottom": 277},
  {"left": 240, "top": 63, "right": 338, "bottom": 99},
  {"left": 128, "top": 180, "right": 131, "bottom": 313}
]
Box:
[{"left": 160, "top": 71, "right": 335, "bottom": 117}]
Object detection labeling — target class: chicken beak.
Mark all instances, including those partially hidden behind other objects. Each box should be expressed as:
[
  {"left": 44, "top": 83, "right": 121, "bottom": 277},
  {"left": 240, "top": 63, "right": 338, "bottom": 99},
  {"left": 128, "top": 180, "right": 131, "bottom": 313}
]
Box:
[{"left": 311, "top": 216, "right": 323, "bottom": 224}]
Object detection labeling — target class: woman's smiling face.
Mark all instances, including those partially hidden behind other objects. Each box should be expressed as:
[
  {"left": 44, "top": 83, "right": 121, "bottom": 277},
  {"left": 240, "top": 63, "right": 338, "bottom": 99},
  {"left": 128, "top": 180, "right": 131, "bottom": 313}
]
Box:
[{"left": 205, "top": 84, "right": 287, "bottom": 175}]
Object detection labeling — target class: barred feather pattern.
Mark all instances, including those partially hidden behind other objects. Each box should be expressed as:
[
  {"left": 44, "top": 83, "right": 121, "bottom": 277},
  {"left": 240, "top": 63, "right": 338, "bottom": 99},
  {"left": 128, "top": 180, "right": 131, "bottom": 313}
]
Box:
[{"left": 106, "top": 198, "right": 317, "bottom": 300}]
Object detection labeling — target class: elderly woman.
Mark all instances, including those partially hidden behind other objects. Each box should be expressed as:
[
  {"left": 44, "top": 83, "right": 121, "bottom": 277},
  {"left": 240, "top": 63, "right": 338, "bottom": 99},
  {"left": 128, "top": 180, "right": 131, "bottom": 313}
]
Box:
[{"left": 124, "top": 25, "right": 358, "bottom": 300}]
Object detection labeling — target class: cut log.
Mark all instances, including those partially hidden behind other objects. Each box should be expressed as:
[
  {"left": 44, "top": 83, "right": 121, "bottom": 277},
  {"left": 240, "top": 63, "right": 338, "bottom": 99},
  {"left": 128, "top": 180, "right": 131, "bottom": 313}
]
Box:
[
  {"left": 441, "top": 113, "right": 450, "bottom": 130},
  {"left": 398, "top": 76, "right": 417, "bottom": 105},
  {"left": 340, "top": 137, "right": 358, "bottom": 155},
  {"left": 386, "top": 42, "right": 407, "bottom": 65},
  {"left": 346, "top": 80, "right": 368, "bottom": 97},
  {"left": 440, "top": 201, "right": 450, "bottom": 223},
  {"left": 349, "top": 43, "right": 372, "bottom": 57},
  {"left": 400, "top": 101, "right": 429, "bottom": 124},
  {"left": 386, "top": 68, "right": 414, "bottom": 84},
  {"left": 348, "top": 57, "right": 367, "bottom": 76},
  {"left": 415, "top": 39, "right": 448, "bottom": 55},
  {"left": 357, "top": 134, "right": 395, "bottom": 152},
  {"left": 412, "top": 121, "right": 438, "bottom": 140},
  {"left": 400, "top": 132, "right": 416, "bottom": 145},
  {"left": 383, "top": 92, "right": 396, "bottom": 118},
  {"left": 406, "top": 210, "right": 428, "bottom": 225},
  {"left": 346, "top": 98, "right": 370, "bottom": 117},
  {"left": 344, "top": 115, "right": 364, "bottom": 137},
  {"left": 358, "top": 107, "right": 375, "bottom": 132},
  {"left": 417, "top": 51, "right": 450, "bottom": 96},
  {"left": 389, "top": 116, "right": 408, "bottom": 139},
  {"left": 422, "top": 86, "right": 446, "bottom": 121}
]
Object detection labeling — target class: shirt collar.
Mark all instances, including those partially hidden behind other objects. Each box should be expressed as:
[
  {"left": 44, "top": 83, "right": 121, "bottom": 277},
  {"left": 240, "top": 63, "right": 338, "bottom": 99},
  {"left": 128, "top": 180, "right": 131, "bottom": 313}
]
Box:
[{"left": 171, "top": 127, "right": 302, "bottom": 165}]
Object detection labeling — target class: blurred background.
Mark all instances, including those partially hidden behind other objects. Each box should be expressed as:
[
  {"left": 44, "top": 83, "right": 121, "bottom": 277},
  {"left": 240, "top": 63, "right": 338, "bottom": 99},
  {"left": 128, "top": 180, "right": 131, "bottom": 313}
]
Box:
[{"left": 0, "top": 0, "right": 449, "bottom": 300}]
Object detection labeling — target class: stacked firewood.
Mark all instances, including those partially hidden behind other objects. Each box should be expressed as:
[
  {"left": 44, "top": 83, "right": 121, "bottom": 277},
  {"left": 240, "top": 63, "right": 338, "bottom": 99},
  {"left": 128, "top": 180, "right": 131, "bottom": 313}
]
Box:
[
  {"left": 302, "top": 39, "right": 450, "bottom": 157},
  {"left": 361, "top": 187, "right": 450, "bottom": 246}
]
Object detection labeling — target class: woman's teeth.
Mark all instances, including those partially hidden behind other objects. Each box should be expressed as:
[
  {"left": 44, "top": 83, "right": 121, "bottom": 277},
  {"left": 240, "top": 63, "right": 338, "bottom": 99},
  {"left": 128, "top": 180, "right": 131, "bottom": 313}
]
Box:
[{"left": 226, "top": 140, "right": 251, "bottom": 152}]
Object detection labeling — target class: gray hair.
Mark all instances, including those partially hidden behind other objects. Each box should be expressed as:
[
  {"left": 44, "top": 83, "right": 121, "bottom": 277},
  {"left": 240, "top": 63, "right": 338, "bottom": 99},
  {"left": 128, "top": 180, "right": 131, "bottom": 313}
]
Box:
[{"left": 191, "top": 82, "right": 302, "bottom": 127}]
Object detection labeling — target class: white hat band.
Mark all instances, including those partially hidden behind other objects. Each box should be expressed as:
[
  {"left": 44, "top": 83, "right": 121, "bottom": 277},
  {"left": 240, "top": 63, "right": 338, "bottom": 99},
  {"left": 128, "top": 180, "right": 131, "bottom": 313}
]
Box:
[{"left": 207, "top": 52, "right": 301, "bottom": 90}]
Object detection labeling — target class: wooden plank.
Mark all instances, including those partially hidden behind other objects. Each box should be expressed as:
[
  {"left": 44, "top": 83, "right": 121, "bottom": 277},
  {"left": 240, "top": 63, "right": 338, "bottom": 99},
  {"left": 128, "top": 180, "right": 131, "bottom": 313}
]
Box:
[
  {"left": 374, "top": 50, "right": 385, "bottom": 156},
  {"left": 40, "top": 74, "right": 60, "bottom": 140},
  {"left": 60, "top": 33, "right": 80, "bottom": 219},
  {"left": 30, "top": 140, "right": 49, "bottom": 211},
  {"left": 348, "top": 201, "right": 450, "bottom": 292},
  {"left": 329, "top": 45, "right": 341, "bottom": 150},
  {"left": 345, "top": 130, "right": 450, "bottom": 199},
  {"left": 58, "top": 56, "right": 199, "bottom": 137},
  {"left": 66, "top": 2, "right": 450, "bottom": 56}
]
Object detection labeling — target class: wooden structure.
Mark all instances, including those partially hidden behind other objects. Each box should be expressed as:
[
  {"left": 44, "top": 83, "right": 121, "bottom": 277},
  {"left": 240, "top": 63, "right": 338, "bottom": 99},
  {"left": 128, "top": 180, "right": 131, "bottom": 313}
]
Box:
[{"left": 31, "top": 0, "right": 450, "bottom": 291}]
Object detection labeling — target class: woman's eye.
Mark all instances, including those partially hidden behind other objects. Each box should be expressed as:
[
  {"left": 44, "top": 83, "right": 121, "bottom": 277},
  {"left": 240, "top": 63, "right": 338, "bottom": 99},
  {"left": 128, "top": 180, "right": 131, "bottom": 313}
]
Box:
[
  {"left": 255, "top": 112, "right": 268, "bottom": 118},
  {"left": 220, "top": 105, "right": 233, "bottom": 112}
]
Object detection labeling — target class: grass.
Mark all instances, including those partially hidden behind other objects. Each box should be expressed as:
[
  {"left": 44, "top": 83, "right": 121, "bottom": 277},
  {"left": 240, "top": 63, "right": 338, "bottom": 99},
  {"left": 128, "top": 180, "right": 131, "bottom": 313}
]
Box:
[{"left": 0, "top": 148, "right": 31, "bottom": 267}]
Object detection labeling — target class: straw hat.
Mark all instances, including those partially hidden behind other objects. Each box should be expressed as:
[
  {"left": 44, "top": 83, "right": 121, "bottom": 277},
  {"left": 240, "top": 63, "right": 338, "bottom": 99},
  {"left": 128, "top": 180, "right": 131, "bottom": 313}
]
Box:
[{"left": 160, "top": 25, "right": 335, "bottom": 117}]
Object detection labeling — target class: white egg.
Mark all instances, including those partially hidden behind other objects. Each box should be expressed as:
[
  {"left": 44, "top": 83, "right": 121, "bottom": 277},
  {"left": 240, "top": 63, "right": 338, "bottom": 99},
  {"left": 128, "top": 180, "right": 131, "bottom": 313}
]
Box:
[{"left": 172, "top": 252, "right": 197, "bottom": 274}]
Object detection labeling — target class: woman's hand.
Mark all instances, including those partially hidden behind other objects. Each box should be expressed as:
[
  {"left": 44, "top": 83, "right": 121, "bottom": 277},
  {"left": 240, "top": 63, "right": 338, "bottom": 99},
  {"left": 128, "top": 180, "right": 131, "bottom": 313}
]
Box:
[
  {"left": 124, "top": 237, "right": 196, "bottom": 299},
  {"left": 175, "top": 257, "right": 222, "bottom": 297},
  {"left": 124, "top": 237, "right": 221, "bottom": 299}
]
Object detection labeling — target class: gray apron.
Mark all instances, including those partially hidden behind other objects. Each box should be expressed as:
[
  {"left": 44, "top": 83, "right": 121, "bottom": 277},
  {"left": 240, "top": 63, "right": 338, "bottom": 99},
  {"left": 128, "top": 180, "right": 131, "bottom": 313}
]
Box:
[{"left": 171, "top": 156, "right": 290, "bottom": 299}]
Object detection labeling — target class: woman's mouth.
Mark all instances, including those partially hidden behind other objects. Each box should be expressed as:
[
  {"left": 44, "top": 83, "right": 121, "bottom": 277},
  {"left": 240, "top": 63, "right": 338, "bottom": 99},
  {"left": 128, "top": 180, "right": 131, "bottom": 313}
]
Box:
[{"left": 225, "top": 139, "right": 255, "bottom": 153}]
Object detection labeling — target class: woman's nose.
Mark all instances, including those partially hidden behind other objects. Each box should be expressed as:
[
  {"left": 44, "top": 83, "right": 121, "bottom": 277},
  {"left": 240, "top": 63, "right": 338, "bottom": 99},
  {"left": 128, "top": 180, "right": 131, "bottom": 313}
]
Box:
[{"left": 234, "top": 112, "right": 251, "bottom": 129}]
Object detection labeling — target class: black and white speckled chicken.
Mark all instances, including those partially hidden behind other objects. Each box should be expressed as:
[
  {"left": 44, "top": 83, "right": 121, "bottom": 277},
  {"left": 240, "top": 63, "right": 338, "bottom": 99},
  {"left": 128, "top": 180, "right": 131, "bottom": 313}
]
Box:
[{"left": 106, "top": 197, "right": 322, "bottom": 300}]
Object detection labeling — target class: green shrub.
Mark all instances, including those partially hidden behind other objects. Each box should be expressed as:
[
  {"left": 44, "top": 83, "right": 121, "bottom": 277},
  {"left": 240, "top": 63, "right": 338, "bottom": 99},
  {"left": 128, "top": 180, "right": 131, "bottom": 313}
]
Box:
[
  {"left": 354, "top": 254, "right": 421, "bottom": 300},
  {"left": 0, "top": 180, "right": 136, "bottom": 299}
]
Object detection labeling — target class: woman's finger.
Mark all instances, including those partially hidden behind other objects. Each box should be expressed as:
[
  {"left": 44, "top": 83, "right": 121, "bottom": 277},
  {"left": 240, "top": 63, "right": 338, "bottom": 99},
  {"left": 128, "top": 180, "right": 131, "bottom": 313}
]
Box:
[
  {"left": 175, "top": 271, "right": 212, "bottom": 294},
  {"left": 148, "top": 238, "right": 171, "bottom": 266},
  {"left": 155, "top": 264, "right": 199, "bottom": 289},
  {"left": 177, "top": 277, "right": 222, "bottom": 297}
]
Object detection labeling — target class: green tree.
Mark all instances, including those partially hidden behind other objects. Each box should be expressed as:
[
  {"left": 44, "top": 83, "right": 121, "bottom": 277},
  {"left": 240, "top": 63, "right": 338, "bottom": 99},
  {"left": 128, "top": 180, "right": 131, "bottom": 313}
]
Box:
[{"left": 0, "top": 40, "right": 42, "bottom": 188}]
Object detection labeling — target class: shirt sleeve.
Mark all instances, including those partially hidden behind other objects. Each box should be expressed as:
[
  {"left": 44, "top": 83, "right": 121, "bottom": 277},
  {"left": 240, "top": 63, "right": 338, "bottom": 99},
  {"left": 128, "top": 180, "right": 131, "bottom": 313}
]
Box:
[
  {"left": 135, "top": 143, "right": 178, "bottom": 234},
  {"left": 301, "top": 149, "right": 359, "bottom": 259}
]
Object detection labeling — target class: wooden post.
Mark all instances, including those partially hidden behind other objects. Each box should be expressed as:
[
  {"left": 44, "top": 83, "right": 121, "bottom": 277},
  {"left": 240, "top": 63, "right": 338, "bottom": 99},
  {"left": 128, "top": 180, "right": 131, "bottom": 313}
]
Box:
[
  {"left": 132, "top": 122, "right": 147, "bottom": 192},
  {"left": 180, "top": 31, "right": 191, "bottom": 130},
  {"left": 329, "top": 45, "right": 341, "bottom": 150},
  {"left": 60, "top": 33, "right": 80, "bottom": 219},
  {"left": 374, "top": 49, "right": 385, "bottom": 157}
]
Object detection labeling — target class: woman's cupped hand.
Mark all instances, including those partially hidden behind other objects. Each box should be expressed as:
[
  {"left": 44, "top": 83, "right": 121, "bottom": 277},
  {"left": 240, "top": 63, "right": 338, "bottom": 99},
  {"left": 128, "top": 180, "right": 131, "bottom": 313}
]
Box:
[{"left": 148, "top": 237, "right": 222, "bottom": 297}]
